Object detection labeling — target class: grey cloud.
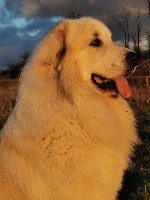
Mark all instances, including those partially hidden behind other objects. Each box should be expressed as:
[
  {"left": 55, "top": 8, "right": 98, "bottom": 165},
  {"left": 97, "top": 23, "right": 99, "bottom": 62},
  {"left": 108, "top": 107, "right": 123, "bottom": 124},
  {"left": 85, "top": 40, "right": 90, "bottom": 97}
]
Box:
[
  {"left": 0, "top": 0, "right": 148, "bottom": 69},
  {"left": 0, "top": 26, "right": 19, "bottom": 46},
  {"left": 12, "top": 0, "right": 148, "bottom": 22},
  {"left": 24, "top": 18, "right": 61, "bottom": 36},
  {"left": 5, "top": 0, "right": 148, "bottom": 25},
  {"left": 0, "top": 45, "right": 22, "bottom": 68},
  {"left": 5, "top": 0, "right": 22, "bottom": 17},
  {"left": 0, "top": 15, "right": 60, "bottom": 68}
]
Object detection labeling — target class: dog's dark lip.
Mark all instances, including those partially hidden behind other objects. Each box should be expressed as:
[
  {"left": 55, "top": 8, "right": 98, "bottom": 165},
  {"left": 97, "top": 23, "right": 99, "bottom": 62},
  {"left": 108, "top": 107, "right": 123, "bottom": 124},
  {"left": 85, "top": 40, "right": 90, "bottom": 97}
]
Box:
[
  {"left": 91, "top": 66, "right": 137, "bottom": 92},
  {"left": 124, "top": 66, "right": 137, "bottom": 77},
  {"left": 91, "top": 73, "right": 118, "bottom": 93}
]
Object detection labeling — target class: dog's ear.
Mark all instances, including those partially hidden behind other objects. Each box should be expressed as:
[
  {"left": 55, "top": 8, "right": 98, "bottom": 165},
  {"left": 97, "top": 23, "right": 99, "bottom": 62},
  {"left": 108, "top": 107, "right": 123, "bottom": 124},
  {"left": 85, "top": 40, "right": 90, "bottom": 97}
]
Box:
[{"left": 33, "top": 21, "right": 67, "bottom": 72}]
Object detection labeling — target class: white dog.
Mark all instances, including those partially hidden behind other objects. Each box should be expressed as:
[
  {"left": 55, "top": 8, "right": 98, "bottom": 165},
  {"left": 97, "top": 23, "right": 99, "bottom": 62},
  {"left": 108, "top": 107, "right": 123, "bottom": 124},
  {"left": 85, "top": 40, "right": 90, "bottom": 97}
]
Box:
[{"left": 0, "top": 17, "right": 139, "bottom": 200}]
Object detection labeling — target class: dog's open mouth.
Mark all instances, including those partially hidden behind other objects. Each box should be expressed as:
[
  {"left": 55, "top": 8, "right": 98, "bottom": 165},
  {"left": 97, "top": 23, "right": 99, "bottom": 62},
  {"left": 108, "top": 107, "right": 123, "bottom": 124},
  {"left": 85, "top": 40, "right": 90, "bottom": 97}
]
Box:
[{"left": 91, "top": 73, "right": 132, "bottom": 98}]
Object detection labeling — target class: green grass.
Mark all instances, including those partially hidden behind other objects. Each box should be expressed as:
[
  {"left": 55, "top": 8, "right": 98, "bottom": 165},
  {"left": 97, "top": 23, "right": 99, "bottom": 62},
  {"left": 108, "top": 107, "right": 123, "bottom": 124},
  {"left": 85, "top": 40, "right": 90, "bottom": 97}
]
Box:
[{"left": 118, "top": 107, "right": 150, "bottom": 200}]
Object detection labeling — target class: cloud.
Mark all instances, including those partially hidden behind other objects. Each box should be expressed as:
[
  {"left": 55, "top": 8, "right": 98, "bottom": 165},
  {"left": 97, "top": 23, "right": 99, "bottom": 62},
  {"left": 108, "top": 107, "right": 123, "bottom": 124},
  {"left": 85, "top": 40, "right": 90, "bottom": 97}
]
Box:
[
  {"left": 128, "top": 7, "right": 148, "bottom": 16},
  {"left": 0, "top": 45, "right": 22, "bottom": 68},
  {"left": 0, "top": 0, "right": 148, "bottom": 69},
  {"left": 11, "top": 0, "right": 147, "bottom": 21},
  {"left": 0, "top": 9, "right": 58, "bottom": 69},
  {"left": 5, "top": 0, "right": 23, "bottom": 17}
]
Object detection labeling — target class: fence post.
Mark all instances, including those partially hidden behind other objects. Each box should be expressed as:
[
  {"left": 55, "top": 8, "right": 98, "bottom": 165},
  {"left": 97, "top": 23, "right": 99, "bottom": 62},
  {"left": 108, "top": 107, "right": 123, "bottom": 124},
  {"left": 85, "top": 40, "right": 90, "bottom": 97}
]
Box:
[{"left": 146, "top": 77, "right": 149, "bottom": 104}]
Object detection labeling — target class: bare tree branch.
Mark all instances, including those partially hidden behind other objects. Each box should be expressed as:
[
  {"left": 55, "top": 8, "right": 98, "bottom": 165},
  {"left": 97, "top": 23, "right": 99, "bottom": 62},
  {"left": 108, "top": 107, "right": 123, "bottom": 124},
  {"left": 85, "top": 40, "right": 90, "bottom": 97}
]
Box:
[
  {"left": 148, "top": 0, "right": 150, "bottom": 20},
  {"left": 66, "top": 8, "right": 83, "bottom": 19},
  {"left": 146, "top": 0, "right": 150, "bottom": 57},
  {"left": 112, "top": 4, "right": 131, "bottom": 48},
  {"left": 135, "top": 10, "right": 142, "bottom": 54}
]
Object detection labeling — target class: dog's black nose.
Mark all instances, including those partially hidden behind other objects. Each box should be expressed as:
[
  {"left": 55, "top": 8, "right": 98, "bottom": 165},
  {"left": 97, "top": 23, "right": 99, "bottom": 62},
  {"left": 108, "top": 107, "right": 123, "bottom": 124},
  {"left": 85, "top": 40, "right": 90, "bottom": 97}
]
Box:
[{"left": 126, "top": 52, "right": 140, "bottom": 67}]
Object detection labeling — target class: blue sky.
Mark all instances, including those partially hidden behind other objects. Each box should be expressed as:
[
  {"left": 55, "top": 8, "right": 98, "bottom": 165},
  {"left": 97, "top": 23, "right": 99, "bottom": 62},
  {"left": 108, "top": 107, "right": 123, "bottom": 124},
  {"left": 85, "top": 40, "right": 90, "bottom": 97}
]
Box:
[{"left": 0, "top": 0, "right": 149, "bottom": 69}]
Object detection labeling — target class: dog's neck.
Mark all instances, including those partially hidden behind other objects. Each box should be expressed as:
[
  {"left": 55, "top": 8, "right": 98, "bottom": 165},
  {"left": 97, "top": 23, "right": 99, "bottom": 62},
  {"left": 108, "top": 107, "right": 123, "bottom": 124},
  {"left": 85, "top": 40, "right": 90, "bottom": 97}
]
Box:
[{"left": 3, "top": 77, "right": 132, "bottom": 142}]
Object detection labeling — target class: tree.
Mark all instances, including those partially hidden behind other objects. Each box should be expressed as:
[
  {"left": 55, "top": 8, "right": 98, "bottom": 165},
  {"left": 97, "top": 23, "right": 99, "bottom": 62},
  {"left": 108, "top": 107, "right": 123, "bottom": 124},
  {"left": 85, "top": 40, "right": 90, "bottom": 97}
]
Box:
[
  {"left": 130, "top": 30, "right": 138, "bottom": 51},
  {"left": 146, "top": 0, "right": 150, "bottom": 57},
  {"left": 8, "top": 51, "right": 31, "bottom": 79},
  {"left": 20, "top": 51, "right": 30, "bottom": 64},
  {"left": 66, "top": 8, "right": 83, "bottom": 19},
  {"left": 134, "top": 10, "right": 142, "bottom": 55},
  {"left": 0, "top": 69, "right": 10, "bottom": 79},
  {"left": 112, "top": 4, "right": 144, "bottom": 56},
  {"left": 145, "top": 30, "right": 150, "bottom": 57},
  {"left": 112, "top": 4, "right": 131, "bottom": 48},
  {"left": 8, "top": 61, "right": 23, "bottom": 79},
  {"left": 148, "top": 0, "right": 150, "bottom": 20}
]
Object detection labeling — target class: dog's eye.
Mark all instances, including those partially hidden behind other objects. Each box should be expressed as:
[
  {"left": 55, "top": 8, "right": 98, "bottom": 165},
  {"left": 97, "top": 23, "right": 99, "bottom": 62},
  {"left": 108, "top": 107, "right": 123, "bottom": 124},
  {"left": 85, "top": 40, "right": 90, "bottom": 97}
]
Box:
[{"left": 90, "top": 39, "right": 102, "bottom": 47}]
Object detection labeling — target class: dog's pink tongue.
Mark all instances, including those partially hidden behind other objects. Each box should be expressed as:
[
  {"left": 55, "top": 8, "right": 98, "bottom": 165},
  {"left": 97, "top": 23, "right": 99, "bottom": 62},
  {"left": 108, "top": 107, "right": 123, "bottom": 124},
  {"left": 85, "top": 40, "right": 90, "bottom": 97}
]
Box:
[{"left": 115, "top": 77, "right": 132, "bottom": 98}]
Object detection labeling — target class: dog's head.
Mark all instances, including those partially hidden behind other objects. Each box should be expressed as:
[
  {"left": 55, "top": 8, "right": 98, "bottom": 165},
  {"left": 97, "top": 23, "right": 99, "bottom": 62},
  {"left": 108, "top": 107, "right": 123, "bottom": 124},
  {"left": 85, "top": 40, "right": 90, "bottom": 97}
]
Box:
[{"left": 30, "top": 17, "right": 139, "bottom": 100}]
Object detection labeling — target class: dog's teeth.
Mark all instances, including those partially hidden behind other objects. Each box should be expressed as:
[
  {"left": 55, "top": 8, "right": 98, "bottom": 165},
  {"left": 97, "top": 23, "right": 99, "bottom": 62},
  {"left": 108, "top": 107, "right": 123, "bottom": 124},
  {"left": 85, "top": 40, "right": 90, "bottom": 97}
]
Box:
[{"left": 94, "top": 76, "right": 103, "bottom": 84}]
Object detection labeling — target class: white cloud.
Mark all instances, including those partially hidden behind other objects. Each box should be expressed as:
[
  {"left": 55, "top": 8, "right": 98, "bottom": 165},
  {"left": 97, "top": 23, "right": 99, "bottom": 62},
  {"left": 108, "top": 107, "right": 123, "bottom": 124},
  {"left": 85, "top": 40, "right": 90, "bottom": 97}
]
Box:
[
  {"left": 28, "top": 29, "right": 40, "bottom": 36},
  {"left": 128, "top": 7, "right": 148, "bottom": 16},
  {"left": 140, "top": 37, "right": 148, "bottom": 50},
  {"left": 11, "top": 17, "right": 27, "bottom": 28}
]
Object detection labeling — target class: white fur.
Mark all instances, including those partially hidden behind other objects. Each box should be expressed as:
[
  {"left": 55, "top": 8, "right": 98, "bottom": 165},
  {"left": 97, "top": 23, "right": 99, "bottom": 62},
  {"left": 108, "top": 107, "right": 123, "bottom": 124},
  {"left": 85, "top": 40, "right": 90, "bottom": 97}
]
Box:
[{"left": 0, "top": 17, "right": 138, "bottom": 200}]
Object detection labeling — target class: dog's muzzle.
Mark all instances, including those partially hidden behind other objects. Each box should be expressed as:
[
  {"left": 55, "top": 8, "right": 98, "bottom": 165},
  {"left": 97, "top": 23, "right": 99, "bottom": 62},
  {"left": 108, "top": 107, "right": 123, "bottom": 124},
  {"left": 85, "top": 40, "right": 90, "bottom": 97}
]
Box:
[{"left": 91, "top": 52, "right": 140, "bottom": 99}]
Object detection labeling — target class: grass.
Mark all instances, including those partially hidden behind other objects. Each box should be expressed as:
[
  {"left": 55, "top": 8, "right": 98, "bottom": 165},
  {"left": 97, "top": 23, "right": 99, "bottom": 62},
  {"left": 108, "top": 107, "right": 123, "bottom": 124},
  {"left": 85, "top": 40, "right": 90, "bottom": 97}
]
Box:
[
  {"left": 0, "top": 81, "right": 18, "bottom": 129},
  {"left": 118, "top": 107, "right": 150, "bottom": 200},
  {"left": 128, "top": 78, "right": 150, "bottom": 107}
]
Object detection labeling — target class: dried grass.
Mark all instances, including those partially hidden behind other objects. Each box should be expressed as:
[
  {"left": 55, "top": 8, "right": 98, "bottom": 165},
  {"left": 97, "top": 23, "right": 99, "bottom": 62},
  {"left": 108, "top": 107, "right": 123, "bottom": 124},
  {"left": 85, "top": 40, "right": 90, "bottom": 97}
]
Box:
[
  {"left": 0, "top": 78, "right": 149, "bottom": 125},
  {"left": 128, "top": 78, "right": 150, "bottom": 108},
  {"left": 0, "top": 81, "right": 18, "bottom": 120}
]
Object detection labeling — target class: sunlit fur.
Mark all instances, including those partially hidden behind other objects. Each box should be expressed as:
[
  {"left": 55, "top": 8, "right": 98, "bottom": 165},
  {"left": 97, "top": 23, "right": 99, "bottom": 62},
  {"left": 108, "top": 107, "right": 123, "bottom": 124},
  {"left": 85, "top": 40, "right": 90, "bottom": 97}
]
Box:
[{"left": 0, "top": 17, "right": 139, "bottom": 200}]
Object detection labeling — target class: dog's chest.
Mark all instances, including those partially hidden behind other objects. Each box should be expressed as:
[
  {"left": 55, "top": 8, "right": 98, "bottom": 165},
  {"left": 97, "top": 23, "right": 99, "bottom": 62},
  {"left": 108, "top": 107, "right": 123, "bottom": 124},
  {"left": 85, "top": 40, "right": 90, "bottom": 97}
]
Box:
[{"left": 35, "top": 124, "right": 126, "bottom": 198}]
